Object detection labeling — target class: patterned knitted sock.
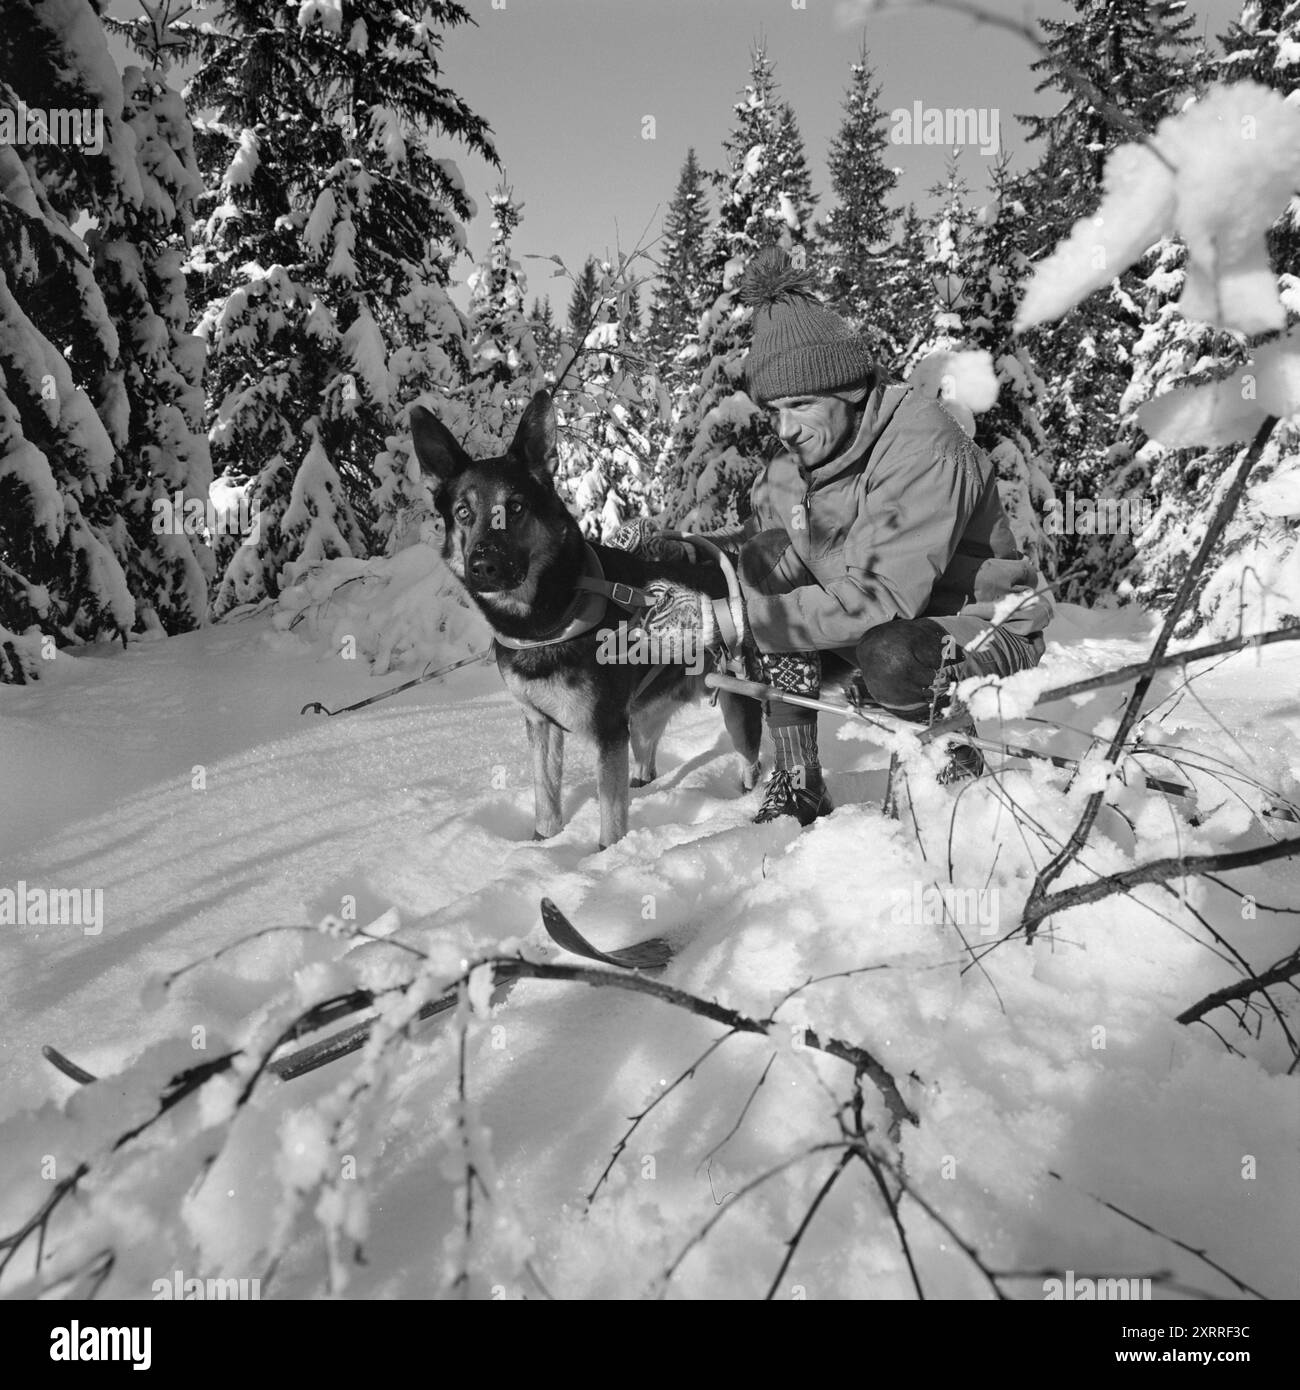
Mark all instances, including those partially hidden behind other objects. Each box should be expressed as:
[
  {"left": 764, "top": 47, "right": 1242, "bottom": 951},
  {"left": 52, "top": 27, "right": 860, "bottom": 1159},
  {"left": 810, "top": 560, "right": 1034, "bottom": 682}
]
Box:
[
  {"left": 769, "top": 720, "right": 822, "bottom": 783},
  {"left": 757, "top": 650, "right": 822, "bottom": 784},
  {"left": 758, "top": 650, "right": 821, "bottom": 699}
]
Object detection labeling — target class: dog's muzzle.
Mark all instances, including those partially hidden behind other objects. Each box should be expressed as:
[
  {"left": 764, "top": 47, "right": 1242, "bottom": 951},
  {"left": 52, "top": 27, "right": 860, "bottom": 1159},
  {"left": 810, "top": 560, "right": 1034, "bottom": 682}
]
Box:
[{"left": 466, "top": 543, "right": 525, "bottom": 593}]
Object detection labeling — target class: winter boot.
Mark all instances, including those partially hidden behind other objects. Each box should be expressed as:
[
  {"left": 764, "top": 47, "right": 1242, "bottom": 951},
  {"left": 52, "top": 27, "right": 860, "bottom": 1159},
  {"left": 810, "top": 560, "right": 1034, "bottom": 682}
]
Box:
[
  {"left": 934, "top": 719, "right": 986, "bottom": 786},
  {"left": 753, "top": 766, "right": 833, "bottom": 826}
]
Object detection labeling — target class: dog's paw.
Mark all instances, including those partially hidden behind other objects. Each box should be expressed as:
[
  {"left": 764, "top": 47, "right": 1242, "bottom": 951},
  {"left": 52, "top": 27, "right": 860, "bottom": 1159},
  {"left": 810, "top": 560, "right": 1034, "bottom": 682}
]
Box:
[
  {"left": 630, "top": 774, "right": 654, "bottom": 789},
  {"left": 739, "top": 760, "right": 762, "bottom": 792}
]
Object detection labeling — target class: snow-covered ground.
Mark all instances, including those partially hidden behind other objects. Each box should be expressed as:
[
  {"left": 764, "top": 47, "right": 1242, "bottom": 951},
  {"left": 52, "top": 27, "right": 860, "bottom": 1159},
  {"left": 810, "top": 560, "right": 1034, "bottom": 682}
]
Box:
[{"left": 2, "top": 581, "right": 1298, "bottom": 1300}]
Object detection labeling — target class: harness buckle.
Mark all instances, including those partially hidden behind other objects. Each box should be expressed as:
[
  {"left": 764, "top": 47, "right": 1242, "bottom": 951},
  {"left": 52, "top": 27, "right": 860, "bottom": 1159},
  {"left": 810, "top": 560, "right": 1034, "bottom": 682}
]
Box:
[{"left": 609, "top": 582, "right": 639, "bottom": 609}]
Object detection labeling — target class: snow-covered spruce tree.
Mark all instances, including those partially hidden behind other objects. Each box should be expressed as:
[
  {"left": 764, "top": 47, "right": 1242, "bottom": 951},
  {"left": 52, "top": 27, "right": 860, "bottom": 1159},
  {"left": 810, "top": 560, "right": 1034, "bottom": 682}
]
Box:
[
  {"left": 1106, "top": 238, "right": 1253, "bottom": 615},
  {"left": 771, "top": 101, "right": 817, "bottom": 248},
  {"left": 661, "top": 46, "right": 817, "bottom": 529},
  {"left": 526, "top": 296, "right": 560, "bottom": 378},
  {"left": 883, "top": 160, "right": 1055, "bottom": 571},
  {"left": 646, "top": 147, "right": 711, "bottom": 380},
  {"left": 1111, "top": 7, "right": 1300, "bottom": 630},
  {"left": 899, "top": 160, "right": 979, "bottom": 375},
  {"left": 466, "top": 184, "right": 538, "bottom": 387},
  {"left": 1016, "top": 0, "right": 1202, "bottom": 239},
  {"left": 437, "top": 183, "right": 546, "bottom": 461},
  {"left": 186, "top": 0, "right": 495, "bottom": 609},
  {"left": 815, "top": 42, "right": 900, "bottom": 361},
  {"left": 97, "top": 9, "right": 215, "bottom": 635},
  {"left": 1015, "top": 81, "right": 1300, "bottom": 635},
  {"left": 1008, "top": 0, "right": 1204, "bottom": 595},
  {"left": 374, "top": 185, "right": 549, "bottom": 557},
  {"left": 874, "top": 204, "right": 934, "bottom": 372},
  {"left": 565, "top": 257, "right": 600, "bottom": 340},
  {"left": 961, "top": 159, "right": 1058, "bottom": 575},
  {"left": 1216, "top": 0, "right": 1300, "bottom": 275},
  {"left": 0, "top": 0, "right": 209, "bottom": 682},
  {"left": 550, "top": 254, "right": 663, "bottom": 539}
]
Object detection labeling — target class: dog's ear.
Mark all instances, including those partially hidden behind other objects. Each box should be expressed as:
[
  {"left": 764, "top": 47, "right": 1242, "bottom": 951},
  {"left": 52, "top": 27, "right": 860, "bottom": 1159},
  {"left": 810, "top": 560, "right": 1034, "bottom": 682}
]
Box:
[
  {"left": 409, "top": 404, "right": 472, "bottom": 483},
  {"left": 508, "top": 390, "right": 558, "bottom": 477}
]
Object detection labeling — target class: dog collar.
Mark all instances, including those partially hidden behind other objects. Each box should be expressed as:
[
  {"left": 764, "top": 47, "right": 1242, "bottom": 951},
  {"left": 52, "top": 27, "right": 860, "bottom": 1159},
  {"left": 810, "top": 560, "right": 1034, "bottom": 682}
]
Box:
[{"left": 492, "top": 546, "right": 651, "bottom": 650}]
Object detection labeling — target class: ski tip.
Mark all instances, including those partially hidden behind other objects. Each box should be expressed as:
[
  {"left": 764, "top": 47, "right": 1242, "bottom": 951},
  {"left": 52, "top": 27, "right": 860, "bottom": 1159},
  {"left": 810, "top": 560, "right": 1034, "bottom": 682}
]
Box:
[
  {"left": 605, "top": 939, "right": 674, "bottom": 970},
  {"left": 42, "top": 1045, "right": 98, "bottom": 1085}
]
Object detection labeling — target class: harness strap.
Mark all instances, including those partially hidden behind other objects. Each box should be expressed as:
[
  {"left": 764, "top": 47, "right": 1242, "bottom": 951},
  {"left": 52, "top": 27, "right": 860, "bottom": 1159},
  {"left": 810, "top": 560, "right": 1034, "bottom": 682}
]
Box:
[
  {"left": 574, "top": 574, "right": 653, "bottom": 613},
  {"left": 489, "top": 543, "right": 706, "bottom": 704},
  {"left": 491, "top": 546, "right": 652, "bottom": 651}
]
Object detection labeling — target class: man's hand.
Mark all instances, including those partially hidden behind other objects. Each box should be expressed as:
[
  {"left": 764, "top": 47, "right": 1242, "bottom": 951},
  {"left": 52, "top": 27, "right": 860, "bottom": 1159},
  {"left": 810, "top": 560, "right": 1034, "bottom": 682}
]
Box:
[
  {"left": 609, "top": 517, "right": 696, "bottom": 563},
  {"left": 640, "top": 578, "right": 722, "bottom": 660},
  {"left": 971, "top": 557, "right": 1053, "bottom": 632}
]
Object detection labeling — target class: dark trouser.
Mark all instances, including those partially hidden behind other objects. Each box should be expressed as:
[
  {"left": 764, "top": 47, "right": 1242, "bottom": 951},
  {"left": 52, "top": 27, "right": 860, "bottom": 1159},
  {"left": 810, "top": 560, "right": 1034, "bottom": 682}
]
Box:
[{"left": 737, "top": 529, "right": 1044, "bottom": 741}]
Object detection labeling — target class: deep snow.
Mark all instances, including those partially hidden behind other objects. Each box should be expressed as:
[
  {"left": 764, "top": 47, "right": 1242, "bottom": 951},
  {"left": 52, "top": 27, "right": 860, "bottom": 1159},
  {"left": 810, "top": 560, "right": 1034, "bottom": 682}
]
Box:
[{"left": 1, "top": 577, "right": 1298, "bottom": 1300}]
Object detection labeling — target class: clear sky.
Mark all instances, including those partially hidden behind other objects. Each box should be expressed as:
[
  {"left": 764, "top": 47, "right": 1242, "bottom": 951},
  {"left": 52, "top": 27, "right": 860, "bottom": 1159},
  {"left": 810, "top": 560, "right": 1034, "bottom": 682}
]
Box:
[{"left": 440, "top": 0, "right": 1242, "bottom": 308}]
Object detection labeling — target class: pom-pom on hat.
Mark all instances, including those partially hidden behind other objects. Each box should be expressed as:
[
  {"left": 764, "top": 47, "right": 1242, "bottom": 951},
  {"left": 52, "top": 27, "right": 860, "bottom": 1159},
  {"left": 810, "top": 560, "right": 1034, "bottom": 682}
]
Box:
[{"left": 737, "top": 246, "right": 876, "bottom": 404}]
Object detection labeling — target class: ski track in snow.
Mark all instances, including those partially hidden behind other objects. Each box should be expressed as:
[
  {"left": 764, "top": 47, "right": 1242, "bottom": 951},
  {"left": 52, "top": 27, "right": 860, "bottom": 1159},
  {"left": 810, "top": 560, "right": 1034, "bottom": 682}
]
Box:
[{"left": 1, "top": 606, "right": 1299, "bottom": 1299}]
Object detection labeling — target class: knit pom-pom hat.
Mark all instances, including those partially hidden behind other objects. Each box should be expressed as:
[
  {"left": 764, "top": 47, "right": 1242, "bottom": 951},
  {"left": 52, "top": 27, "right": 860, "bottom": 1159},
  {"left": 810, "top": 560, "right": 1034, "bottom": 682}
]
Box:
[{"left": 737, "top": 246, "right": 876, "bottom": 404}]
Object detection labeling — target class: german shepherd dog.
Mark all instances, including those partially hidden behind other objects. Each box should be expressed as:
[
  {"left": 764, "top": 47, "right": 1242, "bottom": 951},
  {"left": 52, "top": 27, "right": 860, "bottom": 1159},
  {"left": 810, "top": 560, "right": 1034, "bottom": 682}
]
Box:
[{"left": 410, "top": 391, "right": 762, "bottom": 848}]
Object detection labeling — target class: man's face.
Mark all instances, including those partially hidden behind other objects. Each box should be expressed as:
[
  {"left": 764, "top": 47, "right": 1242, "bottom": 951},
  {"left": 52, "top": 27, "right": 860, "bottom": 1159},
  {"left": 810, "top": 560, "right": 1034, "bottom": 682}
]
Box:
[{"left": 767, "top": 392, "right": 861, "bottom": 469}]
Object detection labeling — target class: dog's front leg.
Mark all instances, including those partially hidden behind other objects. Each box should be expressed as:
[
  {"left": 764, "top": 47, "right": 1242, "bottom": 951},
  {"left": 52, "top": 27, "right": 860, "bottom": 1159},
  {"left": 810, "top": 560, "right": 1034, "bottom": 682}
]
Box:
[
  {"left": 720, "top": 691, "right": 763, "bottom": 790},
  {"left": 526, "top": 714, "right": 564, "bottom": 839},
  {"left": 596, "top": 731, "right": 630, "bottom": 849}
]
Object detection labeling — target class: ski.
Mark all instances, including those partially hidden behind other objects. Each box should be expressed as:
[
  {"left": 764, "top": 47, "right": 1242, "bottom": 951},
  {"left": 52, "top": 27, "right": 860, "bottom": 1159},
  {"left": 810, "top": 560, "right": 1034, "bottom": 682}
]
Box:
[
  {"left": 539, "top": 896, "right": 673, "bottom": 970},
  {"left": 42, "top": 1044, "right": 97, "bottom": 1085},
  {"left": 268, "top": 976, "right": 519, "bottom": 1081},
  {"left": 43, "top": 898, "right": 664, "bottom": 1095},
  {"left": 42, "top": 979, "right": 518, "bottom": 1091}
]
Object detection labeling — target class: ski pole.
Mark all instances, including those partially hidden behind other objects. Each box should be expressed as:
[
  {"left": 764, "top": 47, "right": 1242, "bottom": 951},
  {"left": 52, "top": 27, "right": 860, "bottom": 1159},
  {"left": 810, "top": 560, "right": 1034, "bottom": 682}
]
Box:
[
  {"left": 704, "top": 671, "right": 1194, "bottom": 800},
  {"left": 300, "top": 648, "right": 493, "bottom": 717}
]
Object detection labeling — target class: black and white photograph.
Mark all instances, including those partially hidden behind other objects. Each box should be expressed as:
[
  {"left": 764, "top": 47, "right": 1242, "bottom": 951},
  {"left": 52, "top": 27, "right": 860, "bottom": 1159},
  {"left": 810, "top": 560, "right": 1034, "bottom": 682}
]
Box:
[{"left": 0, "top": 0, "right": 1297, "bottom": 1337}]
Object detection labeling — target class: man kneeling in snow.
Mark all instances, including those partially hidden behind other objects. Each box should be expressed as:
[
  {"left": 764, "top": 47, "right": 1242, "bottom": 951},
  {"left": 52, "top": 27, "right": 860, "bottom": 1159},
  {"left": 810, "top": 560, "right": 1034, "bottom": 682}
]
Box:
[{"left": 616, "top": 246, "right": 1052, "bottom": 826}]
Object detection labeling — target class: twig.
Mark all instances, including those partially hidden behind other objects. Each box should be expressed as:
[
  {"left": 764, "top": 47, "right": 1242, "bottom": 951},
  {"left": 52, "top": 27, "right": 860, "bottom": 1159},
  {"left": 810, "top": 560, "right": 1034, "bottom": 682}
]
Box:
[
  {"left": 1046, "top": 1171, "right": 1269, "bottom": 1299},
  {"left": 586, "top": 1030, "right": 738, "bottom": 1209},
  {"left": 654, "top": 1142, "right": 849, "bottom": 1295},
  {"left": 457, "top": 957, "right": 918, "bottom": 1136},
  {"left": 857, "top": 1143, "right": 1005, "bottom": 1299},
  {"left": 769, "top": 962, "right": 894, "bottom": 1014},
  {"left": 0, "top": 1164, "right": 89, "bottom": 1284},
  {"left": 1021, "top": 836, "right": 1300, "bottom": 938},
  {"left": 1177, "top": 947, "right": 1300, "bottom": 1027},
  {"left": 763, "top": 1149, "right": 856, "bottom": 1300},
  {"left": 926, "top": 619, "right": 1300, "bottom": 749},
  {"left": 1023, "top": 416, "right": 1279, "bottom": 941},
  {"left": 857, "top": 1146, "right": 926, "bottom": 1299},
  {"left": 452, "top": 998, "right": 476, "bottom": 1299},
  {"left": 698, "top": 1055, "right": 776, "bottom": 1171},
  {"left": 1203, "top": 873, "right": 1300, "bottom": 915}
]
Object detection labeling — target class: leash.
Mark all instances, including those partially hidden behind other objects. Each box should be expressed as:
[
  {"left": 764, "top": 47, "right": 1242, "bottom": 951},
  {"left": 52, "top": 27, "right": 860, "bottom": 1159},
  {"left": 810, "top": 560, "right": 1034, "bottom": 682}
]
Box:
[
  {"left": 300, "top": 534, "right": 746, "bottom": 716},
  {"left": 300, "top": 648, "right": 493, "bottom": 717}
]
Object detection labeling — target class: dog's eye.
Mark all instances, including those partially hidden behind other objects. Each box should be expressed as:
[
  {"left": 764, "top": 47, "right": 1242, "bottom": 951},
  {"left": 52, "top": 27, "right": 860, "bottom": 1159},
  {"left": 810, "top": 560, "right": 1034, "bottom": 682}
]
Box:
[
  {"left": 506, "top": 497, "right": 525, "bottom": 516},
  {"left": 453, "top": 503, "right": 472, "bottom": 523}
]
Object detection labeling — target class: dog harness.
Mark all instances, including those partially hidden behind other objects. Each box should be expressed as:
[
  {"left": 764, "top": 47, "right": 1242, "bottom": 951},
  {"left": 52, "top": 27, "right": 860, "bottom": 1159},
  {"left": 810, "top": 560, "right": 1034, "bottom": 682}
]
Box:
[
  {"left": 491, "top": 545, "right": 694, "bottom": 700},
  {"left": 490, "top": 545, "right": 652, "bottom": 651}
]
